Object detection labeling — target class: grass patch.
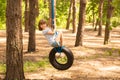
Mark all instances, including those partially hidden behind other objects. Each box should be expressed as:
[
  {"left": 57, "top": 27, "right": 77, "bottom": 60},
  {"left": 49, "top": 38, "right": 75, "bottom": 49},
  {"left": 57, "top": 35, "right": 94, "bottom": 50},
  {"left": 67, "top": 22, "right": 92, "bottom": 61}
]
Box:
[
  {"left": 0, "top": 59, "right": 50, "bottom": 74},
  {"left": 24, "top": 59, "right": 50, "bottom": 72},
  {"left": 118, "top": 50, "right": 120, "bottom": 56},
  {"left": 0, "top": 63, "right": 6, "bottom": 74},
  {"left": 0, "top": 23, "right": 6, "bottom": 30},
  {"left": 56, "top": 56, "right": 68, "bottom": 64},
  {"left": 104, "top": 51, "right": 112, "bottom": 56},
  {"left": 77, "top": 55, "right": 100, "bottom": 60}
]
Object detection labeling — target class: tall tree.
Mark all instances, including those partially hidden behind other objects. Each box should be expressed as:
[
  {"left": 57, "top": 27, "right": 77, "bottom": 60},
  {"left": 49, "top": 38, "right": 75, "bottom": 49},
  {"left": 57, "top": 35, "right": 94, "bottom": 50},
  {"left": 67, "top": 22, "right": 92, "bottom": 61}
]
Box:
[
  {"left": 87, "top": 0, "right": 98, "bottom": 28},
  {"left": 35, "top": 0, "right": 39, "bottom": 17},
  {"left": 104, "top": 0, "right": 114, "bottom": 44},
  {"left": 66, "top": 0, "right": 73, "bottom": 30},
  {"left": 44, "top": 0, "right": 47, "bottom": 6},
  {"left": 5, "top": 0, "right": 25, "bottom": 79},
  {"left": 24, "top": 0, "right": 29, "bottom": 32},
  {"left": 72, "top": 0, "right": 76, "bottom": 33},
  {"left": 28, "top": 0, "right": 38, "bottom": 52},
  {"left": 94, "top": 18, "right": 99, "bottom": 31},
  {"left": 98, "top": 0, "right": 104, "bottom": 36},
  {"left": 75, "top": 0, "right": 87, "bottom": 46},
  {"left": 48, "top": 0, "right": 52, "bottom": 27},
  {"left": 91, "top": 0, "right": 95, "bottom": 28}
]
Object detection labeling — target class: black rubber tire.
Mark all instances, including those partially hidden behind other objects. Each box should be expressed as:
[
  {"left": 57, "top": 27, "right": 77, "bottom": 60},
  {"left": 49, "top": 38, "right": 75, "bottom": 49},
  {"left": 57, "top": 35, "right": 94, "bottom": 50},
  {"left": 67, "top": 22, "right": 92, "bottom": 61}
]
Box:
[{"left": 49, "top": 47, "right": 74, "bottom": 70}]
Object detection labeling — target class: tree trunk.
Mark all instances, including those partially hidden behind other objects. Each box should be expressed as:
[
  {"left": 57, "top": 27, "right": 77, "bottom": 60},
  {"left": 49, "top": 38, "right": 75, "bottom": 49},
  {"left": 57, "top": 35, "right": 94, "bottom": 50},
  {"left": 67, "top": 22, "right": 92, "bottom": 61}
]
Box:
[
  {"left": 66, "top": 0, "right": 73, "bottom": 30},
  {"left": 24, "top": 0, "right": 29, "bottom": 32},
  {"left": 35, "top": 0, "right": 39, "bottom": 17},
  {"left": 98, "top": 0, "right": 104, "bottom": 36},
  {"left": 5, "top": 0, "right": 25, "bottom": 79},
  {"left": 92, "top": 6, "right": 95, "bottom": 28},
  {"left": 94, "top": 18, "right": 99, "bottom": 31},
  {"left": 72, "top": 0, "right": 76, "bottom": 33},
  {"left": 28, "top": 0, "right": 37, "bottom": 52},
  {"left": 44, "top": 0, "right": 47, "bottom": 7},
  {"left": 104, "top": 0, "right": 114, "bottom": 45},
  {"left": 48, "top": 0, "right": 52, "bottom": 27},
  {"left": 75, "top": 0, "right": 87, "bottom": 47}
]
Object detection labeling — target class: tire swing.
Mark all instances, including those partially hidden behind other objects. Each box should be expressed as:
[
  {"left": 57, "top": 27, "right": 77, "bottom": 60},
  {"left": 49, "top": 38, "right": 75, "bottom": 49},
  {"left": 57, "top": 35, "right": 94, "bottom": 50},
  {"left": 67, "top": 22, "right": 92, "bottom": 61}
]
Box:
[
  {"left": 49, "top": 47, "right": 74, "bottom": 70},
  {"left": 49, "top": 0, "right": 74, "bottom": 70}
]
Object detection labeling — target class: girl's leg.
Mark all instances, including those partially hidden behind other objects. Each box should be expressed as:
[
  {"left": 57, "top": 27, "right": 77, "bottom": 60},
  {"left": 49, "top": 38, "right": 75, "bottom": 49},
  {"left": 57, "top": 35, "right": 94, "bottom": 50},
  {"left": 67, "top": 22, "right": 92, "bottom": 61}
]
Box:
[{"left": 55, "top": 31, "right": 63, "bottom": 46}]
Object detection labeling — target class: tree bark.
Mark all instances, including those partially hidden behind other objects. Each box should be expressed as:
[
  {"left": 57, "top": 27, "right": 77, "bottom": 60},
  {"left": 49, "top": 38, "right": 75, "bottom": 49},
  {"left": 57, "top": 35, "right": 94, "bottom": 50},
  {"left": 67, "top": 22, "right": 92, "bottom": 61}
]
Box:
[
  {"left": 92, "top": 6, "right": 95, "bottom": 28},
  {"left": 28, "top": 0, "right": 37, "bottom": 52},
  {"left": 98, "top": 0, "right": 104, "bottom": 36},
  {"left": 44, "top": 0, "right": 47, "bottom": 7},
  {"left": 48, "top": 0, "right": 52, "bottom": 27},
  {"left": 75, "top": 0, "right": 87, "bottom": 47},
  {"left": 104, "top": 0, "right": 114, "bottom": 45},
  {"left": 66, "top": 0, "right": 73, "bottom": 30},
  {"left": 94, "top": 18, "right": 99, "bottom": 31},
  {"left": 5, "top": 0, "right": 25, "bottom": 79},
  {"left": 24, "top": 0, "right": 29, "bottom": 32},
  {"left": 35, "top": 0, "right": 39, "bottom": 17},
  {"left": 72, "top": 0, "right": 76, "bottom": 33}
]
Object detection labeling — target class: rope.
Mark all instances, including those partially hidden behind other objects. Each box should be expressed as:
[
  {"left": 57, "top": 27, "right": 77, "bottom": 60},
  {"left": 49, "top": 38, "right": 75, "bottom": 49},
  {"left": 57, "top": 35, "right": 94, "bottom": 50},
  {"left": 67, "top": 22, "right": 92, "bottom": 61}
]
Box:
[{"left": 51, "top": 0, "right": 54, "bottom": 26}]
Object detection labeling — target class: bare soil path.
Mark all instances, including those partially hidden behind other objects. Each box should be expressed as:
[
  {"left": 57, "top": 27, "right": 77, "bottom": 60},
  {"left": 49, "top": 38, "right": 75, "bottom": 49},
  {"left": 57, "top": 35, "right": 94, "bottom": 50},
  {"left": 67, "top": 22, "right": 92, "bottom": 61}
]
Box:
[{"left": 0, "top": 27, "right": 120, "bottom": 80}]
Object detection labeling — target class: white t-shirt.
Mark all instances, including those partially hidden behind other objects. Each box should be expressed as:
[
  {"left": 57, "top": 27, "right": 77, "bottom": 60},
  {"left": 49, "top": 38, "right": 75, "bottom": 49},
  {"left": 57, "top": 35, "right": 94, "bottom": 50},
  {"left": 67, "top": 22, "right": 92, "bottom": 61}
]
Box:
[{"left": 42, "top": 27, "right": 58, "bottom": 45}]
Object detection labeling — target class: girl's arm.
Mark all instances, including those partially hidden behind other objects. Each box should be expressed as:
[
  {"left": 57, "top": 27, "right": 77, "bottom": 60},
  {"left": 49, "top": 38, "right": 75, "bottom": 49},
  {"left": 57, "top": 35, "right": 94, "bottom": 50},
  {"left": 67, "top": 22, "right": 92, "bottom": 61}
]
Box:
[{"left": 47, "top": 30, "right": 55, "bottom": 35}]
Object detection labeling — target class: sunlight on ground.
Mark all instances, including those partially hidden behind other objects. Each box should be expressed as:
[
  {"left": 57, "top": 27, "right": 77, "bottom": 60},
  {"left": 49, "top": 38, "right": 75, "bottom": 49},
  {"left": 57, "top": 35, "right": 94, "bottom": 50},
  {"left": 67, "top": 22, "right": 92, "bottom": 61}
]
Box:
[
  {"left": 99, "top": 66, "right": 120, "bottom": 71},
  {"left": 0, "top": 38, "right": 6, "bottom": 43}
]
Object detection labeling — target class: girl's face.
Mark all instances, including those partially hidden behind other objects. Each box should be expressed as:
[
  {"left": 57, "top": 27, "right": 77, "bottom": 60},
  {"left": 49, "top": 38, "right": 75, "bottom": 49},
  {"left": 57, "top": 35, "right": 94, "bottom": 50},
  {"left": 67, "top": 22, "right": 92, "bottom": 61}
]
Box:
[{"left": 41, "top": 24, "right": 47, "bottom": 29}]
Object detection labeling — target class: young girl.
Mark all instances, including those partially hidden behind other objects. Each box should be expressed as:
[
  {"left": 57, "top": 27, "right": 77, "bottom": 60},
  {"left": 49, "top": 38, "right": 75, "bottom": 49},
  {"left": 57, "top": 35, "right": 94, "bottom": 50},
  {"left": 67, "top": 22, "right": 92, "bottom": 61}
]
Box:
[{"left": 38, "top": 19, "right": 63, "bottom": 47}]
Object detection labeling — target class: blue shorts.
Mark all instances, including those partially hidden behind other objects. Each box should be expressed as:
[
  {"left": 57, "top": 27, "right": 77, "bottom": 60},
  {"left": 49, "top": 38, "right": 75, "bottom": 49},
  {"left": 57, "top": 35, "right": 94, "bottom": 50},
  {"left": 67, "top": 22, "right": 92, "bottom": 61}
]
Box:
[
  {"left": 51, "top": 41, "right": 60, "bottom": 47},
  {"left": 54, "top": 31, "right": 59, "bottom": 38},
  {"left": 51, "top": 31, "right": 60, "bottom": 47}
]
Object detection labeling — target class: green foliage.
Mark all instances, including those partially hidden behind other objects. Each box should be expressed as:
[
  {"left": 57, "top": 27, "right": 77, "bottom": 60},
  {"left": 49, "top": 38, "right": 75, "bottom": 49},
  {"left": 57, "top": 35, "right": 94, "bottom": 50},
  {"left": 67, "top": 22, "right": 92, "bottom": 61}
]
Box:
[
  {"left": 1, "top": 0, "right": 120, "bottom": 30},
  {"left": 38, "top": 0, "right": 49, "bottom": 20},
  {"left": 37, "top": 0, "right": 72, "bottom": 28},
  {"left": 112, "top": 0, "right": 120, "bottom": 12},
  {"left": 35, "top": 0, "right": 49, "bottom": 28},
  {"left": 0, "top": 24, "right": 5, "bottom": 30},
  {"left": 0, "top": 0, "right": 6, "bottom": 29},
  {"left": 56, "top": 0, "right": 70, "bottom": 28},
  {"left": 86, "top": 0, "right": 99, "bottom": 22},
  {"left": 106, "top": 0, "right": 120, "bottom": 29},
  {"left": 111, "top": 17, "right": 120, "bottom": 28},
  {"left": 0, "top": 0, "right": 6, "bottom": 22},
  {"left": 111, "top": 0, "right": 120, "bottom": 28},
  {"left": 103, "top": 0, "right": 120, "bottom": 28}
]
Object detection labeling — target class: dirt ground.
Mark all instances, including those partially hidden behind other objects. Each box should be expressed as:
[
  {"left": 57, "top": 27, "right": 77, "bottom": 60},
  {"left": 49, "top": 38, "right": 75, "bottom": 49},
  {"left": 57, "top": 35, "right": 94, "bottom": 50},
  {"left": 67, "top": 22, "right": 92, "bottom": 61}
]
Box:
[{"left": 0, "top": 26, "right": 120, "bottom": 80}]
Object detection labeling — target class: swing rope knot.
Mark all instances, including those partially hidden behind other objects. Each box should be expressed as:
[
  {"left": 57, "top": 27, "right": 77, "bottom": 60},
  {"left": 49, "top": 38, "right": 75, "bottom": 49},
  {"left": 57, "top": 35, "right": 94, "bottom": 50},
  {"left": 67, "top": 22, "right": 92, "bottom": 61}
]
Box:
[{"left": 55, "top": 46, "right": 65, "bottom": 53}]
